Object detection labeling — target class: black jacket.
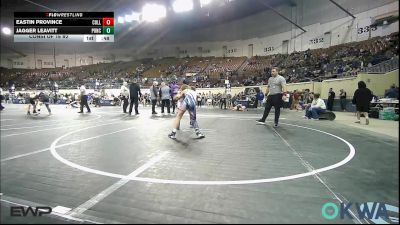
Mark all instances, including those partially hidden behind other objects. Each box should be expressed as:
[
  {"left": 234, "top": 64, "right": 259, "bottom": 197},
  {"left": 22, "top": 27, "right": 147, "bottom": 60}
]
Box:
[
  {"left": 328, "top": 91, "right": 335, "bottom": 101},
  {"left": 352, "top": 88, "right": 373, "bottom": 112},
  {"left": 129, "top": 83, "right": 142, "bottom": 99}
]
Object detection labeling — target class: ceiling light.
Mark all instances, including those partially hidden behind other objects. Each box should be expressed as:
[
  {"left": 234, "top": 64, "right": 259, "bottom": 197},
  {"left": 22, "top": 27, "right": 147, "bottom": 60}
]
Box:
[
  {"left": 142, "top": 4, "right": 167, "bottom": 22},
  {"left": 173, "top": 0, "right": 193, "bottom": 13},
  {"left": 200, "top": 0, "right": 212, "bottom": 7},
  {"left": 2, "top": 27, "right": 11, "bottom": 35}
]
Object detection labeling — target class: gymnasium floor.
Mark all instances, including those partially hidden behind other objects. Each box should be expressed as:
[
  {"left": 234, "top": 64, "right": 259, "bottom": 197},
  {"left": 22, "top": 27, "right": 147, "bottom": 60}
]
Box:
[{"left": 0, "top": 104, "right": 398, "bottom": 224}]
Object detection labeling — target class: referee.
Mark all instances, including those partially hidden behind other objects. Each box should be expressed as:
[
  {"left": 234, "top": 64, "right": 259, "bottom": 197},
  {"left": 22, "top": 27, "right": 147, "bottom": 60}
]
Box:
[
  {"left": 120, "top": 81, "right": 129, "bottom": 113},
  {"left": 78, "top": 84, "right": 91, "bottom": 113},
  {"left": 256, "top": 67, "right": 287, "bottom": 127}
]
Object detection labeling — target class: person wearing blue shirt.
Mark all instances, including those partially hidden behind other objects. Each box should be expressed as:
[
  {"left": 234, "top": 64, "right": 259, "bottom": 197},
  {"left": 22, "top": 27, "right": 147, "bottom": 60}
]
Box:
[
  {"left": 258, "top": 91, "right": 264, "bottom": 108},
  {"left": 385, "top": 85, "right": 399, "bottom": 99}
]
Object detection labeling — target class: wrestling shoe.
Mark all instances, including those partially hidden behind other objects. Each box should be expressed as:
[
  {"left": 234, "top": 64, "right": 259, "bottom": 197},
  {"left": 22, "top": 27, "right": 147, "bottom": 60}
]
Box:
[
  {"left": 196, "top": 132, "right": 205, "bottom": 139},
  {"left": 256, "top": 120, "right": 266, "bottom": 125},
  {"left": 168, "top": 132, "right": 176, "bottom": 139}
]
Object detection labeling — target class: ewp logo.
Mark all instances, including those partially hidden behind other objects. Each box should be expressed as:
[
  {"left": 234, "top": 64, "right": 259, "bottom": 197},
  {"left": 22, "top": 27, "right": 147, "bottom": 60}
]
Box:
[
  {"left": 10, "top": 206, "right": 52, "bottom": 217},
  {"left": 322, "top": 202, "right": 399, "bottom": 224}
]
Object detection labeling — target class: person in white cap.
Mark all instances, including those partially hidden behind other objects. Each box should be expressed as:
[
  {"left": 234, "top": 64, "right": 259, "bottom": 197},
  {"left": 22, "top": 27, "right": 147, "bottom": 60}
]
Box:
[{"left": 120, "top": 81, "right": 129, "bottom": 113}]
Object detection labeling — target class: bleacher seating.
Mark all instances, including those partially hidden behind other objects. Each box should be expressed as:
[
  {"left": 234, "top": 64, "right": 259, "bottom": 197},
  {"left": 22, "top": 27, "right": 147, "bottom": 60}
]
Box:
[{"left": 0, "top": 33, "right": 398, "bottom": 91}]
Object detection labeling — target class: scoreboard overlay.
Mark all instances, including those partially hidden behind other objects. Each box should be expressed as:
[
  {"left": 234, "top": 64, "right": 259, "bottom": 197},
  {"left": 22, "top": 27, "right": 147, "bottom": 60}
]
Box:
[{"left": 14, "top": 12, "right": 114, "bottom": 42}]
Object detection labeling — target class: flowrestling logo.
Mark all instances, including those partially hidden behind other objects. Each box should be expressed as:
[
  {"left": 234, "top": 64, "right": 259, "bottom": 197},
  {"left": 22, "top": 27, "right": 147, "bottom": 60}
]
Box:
[{"left": 322, "top": 202, "right": 399, "bottom": 224}]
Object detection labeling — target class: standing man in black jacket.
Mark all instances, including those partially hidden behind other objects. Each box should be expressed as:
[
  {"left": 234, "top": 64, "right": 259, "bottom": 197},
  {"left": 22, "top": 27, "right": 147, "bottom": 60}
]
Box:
[
  {"left": 352, "top": 81, "right": 373, "bottom": 125},
  {"left": 129, "top": 78, "right": 142, "bottom": 115},
  {"left": 327, "top": 88, "right": 335, "bottom": 111}
]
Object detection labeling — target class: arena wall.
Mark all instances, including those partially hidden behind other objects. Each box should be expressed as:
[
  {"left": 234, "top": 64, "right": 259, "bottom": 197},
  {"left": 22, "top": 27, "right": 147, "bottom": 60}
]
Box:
[
  {"left": 312, "top": 82, "right": 322, "bottom": 95},
  {"left": 150, "top": 0, "right": 399, "bottom": 58},
  {"left": 194, "top": 70, "right": 399, "bottom": 99},
  {"left": 119, "top": 0, "right": 392, "bottom": 57},
  {"left": 357, "top": 70, "right": 399, "bottom": 97},
  {"left": 320, "top": 77, "right": 359, "bottom": 99}
]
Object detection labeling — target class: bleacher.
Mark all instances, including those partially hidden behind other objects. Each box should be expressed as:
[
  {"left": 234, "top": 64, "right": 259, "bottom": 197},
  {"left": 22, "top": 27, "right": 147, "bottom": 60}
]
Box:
[
  {"left": 183, "top": 57, "right": 213, "bottom": 73},
  {"left": 1, "top": 32, "right": 398, "bottom": 91},
  {"left": 204, "top": 57, "right": 246, "bottom": 78},
  {"left": 362, "top": 56, "right": 399, "bottom": 73},
  {"left": 142, "top": 58, "right": 187, "bottom": 78}
]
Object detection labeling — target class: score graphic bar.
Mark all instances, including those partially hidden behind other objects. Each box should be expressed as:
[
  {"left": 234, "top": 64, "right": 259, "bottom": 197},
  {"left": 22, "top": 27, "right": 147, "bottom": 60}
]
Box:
[
  {"left": 13, "top": 12, "right": 114, "bottom": 42},
  {"left": 14, "top": 19, "right": 105, "bottom": 26},
  {"left": 14, "top": 12, "right": 114, "bottom": 18}
]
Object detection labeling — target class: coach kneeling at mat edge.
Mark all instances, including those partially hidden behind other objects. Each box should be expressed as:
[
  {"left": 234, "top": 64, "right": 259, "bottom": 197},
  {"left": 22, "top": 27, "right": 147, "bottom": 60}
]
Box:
[{"left": 304, "top": 93, "right": 326, "bottom": 120}]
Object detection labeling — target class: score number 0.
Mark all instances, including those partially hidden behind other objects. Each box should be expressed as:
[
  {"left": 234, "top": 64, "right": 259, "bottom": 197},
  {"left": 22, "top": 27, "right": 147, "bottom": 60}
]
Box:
[
  {"left": 102, "top": 18, "right": 114, "bottom": 34},
  {"left": 102, "top": 18, "right": 114, "bottom": 26}
]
